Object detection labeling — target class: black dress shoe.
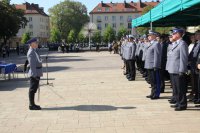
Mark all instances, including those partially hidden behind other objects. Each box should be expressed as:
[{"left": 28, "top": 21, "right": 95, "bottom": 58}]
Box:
[
  {"left": 170, "top": 104, "right": 178, "bottom": 108},
  {"left": 29, "top": 105, "right": 41, "bottom": 110},
  {"left": 174, "top": 107, "right": 187, "bottom": 111},
  {"left": 169, "top": 100, "right": 176, "bottom": 104},
  {"left": 146, "top": 95, "right": 152, "bottom": 98},
  {"left": 151, "top": 96, "right": 159, "bottom": 100},
  {"left": 128, "top": 78, "right": 135, "bottom": 81}
]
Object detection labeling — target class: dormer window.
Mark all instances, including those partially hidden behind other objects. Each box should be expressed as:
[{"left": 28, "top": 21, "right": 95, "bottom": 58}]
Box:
[
  {"left": 97, "top": 8, "right": 102, "bottom": 11},
  {"left": 105, "top": 7, "right": 110, "bottom": 12}
]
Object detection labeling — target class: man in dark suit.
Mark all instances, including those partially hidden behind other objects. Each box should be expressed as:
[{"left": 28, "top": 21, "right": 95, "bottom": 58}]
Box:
[
  {"left": 168, "top": 28, "right": 188, "bottom": 111},
  {"left": 145, "top": 31, "right": 161, "bottom": 100},
  {"left": 188, "top": 30, "right": 200, "bottom": 103},
  {"left": 194, "top": 30, "right": 200, "bottom": 104}
]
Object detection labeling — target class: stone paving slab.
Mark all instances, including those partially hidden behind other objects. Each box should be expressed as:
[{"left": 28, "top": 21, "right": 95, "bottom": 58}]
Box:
[{"left": 0, "top": 51, "right": 200, "bottom": 133}]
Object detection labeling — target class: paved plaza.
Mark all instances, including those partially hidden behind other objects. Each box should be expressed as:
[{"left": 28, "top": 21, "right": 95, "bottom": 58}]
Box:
[{"left": 0, "top": 51, "right": 200, "bottom": 133}]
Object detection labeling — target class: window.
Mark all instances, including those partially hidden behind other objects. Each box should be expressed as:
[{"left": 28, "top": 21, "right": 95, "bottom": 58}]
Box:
[
  {"left": 128, "top": 30, "right": 131, "bottom": 35},
  {"left": 29, "top": 24, "right": 33, "bottom": 29},
  {"left": 112, "top": 16, "right": 116, "bottom": 21},
  {"left": 127, "top": 16, "right": 132, "bottom": 22},
  {"left": 120, "top": 23, "right": 124, "bottom": 26},
  {"left": 112, "top": 23, "right": 116, "bottom": 28},
  {"left": 21, "top": 24, "right": 25, "bottom": 29},
  {"left": 29, "top": 32, "right": 33, "bottom": 36},
  {"left": 97, "top": 8, "right": 102, "bottom": 11},
  {"left": 29, "top": 17, "right": 32, "bottom": 21},
  {"left": 46, "top": 26, "right": 49, "bottom": 30},
  {"left": 128, "top": 23, "right": 132, "bottom": 29},
  {"left": 105, "top": 23, "right": 108, "bottom": 28},
  {"left": 105, "top": 7, "right": 110, "bottom": 12},
  {"left": 120, "top": 16, "right": 123, "bottom": 21},
  {"left": 97, "top": 24, "right": 101, "bottom": 30},
  {"left": 97, "top": 16, "right": 101, "bottom": 22},
  {"left": 105, "top": 16, "right": 108, "bottom": 21}
]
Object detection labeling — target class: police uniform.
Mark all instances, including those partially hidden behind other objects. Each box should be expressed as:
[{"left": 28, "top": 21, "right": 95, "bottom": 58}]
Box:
[
  {"left": 168, "top": 28, "right": 188, "bottom": 111},
  {"left": 27, "top": 38, "right": 43, "bottom": 110},
  {"left": 124, "top": 36, "right": 137, "bottom": 81},
  {"left": 145, "top": 31, "right": 161, "bottom": 99}
]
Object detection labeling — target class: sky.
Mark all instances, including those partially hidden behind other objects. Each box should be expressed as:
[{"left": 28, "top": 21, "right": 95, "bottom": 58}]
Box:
[{"left": 11, "top": 0, "right": 157, "bottom": 14}]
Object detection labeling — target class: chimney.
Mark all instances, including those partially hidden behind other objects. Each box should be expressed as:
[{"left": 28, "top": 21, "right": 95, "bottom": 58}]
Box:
[
  {"left": 156, "top": 0, "right": 160, "bottom": 2},
  {"left": 137, "top": 0, "right": 141, "bottom": 8},
  {"left": 40, "top": 7, "right": 44, "bottom": 11},
  {"left": 124, "top": 0, "right": 126, "bottom": 4},
  {"left": 131, "top": 1, "right": 134, "bottom": 3}
]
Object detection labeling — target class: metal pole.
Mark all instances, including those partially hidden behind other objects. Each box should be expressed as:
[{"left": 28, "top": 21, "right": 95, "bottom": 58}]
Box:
[{"left": 150, "top": 22, "right": 153, "bottom": 31}]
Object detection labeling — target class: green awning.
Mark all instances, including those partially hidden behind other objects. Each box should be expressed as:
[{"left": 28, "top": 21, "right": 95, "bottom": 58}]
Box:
[{"left": 132, "top": 0, "right": 200, "bottom": 27}]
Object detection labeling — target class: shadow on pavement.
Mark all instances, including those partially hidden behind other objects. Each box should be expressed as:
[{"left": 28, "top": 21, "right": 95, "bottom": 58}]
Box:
[
  {"left": 42, "top": 105, "right": 136, "bottom": 111},
  {"left": 44, "top": 66, "right": 71, "bottom": 72},
  {"left": 0, "top": 78, "right": 29, "bottom": 91}
]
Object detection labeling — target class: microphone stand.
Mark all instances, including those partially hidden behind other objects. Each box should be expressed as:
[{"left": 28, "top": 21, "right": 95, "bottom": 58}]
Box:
[{"left": 45, "top": 49, "right": 53, "bottom": 86}]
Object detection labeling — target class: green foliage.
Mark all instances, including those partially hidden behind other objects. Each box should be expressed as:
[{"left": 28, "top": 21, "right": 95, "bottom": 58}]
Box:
[
  {"left": 78, "top": 31, "right": 85, "bottom": 43},
  {"left": 154, "top": 27, "right": 172, "bottom": 34},
  {"left": 92, "top": 31, "right": 101, "bottom": 43},
  {"left": 48, "top": 0, "right": 89, "bottom": 40},
  {"left": 117, "top": 26, "right": 128, "bottom": 40},
  {"left": 103, "top": 25, "right": 115, "bottom": 43},
  {"left": 67, "top": 29, "right": 75, "bottom": 43},
  {"left": 50, "top": 27, "right": 61, "bottom": 42},
  {"left": 21, "top": 33, "right": 31, "bottom": 44},
  {"left": 0, "top": 1, "right": 27, "bottom": 46}
]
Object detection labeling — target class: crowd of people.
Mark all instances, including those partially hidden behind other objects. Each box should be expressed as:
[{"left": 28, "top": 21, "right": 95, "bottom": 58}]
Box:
[{"left": 120, "top": 28, "right": 200, "bottom": 111}]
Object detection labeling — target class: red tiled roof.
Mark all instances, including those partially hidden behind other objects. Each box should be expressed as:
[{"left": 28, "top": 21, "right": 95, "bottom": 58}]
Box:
[
  {"left": 90, "top": 1, "right": 159, "bottom": 14},
  {"left": 15, "top": 2, "right": 48, "bottom": 17}
]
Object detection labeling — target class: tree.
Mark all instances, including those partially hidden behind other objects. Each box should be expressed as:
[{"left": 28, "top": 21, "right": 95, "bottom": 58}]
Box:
[
  {"left": 49, "top": 0, "right": 89, "bottom": 40},
  {"left": 78, "top": 31, "right": 85, "bottom": 43},
  {"left": 92, "top": 31, "right": 101, "bottom": 43},
  {"left": 67, "top": 29, "right": 75, "bottom": 43},
  {"left": 117, "top": 26, "right": 127, "bottom": 40},
  {"left": 21, "top": 33, "right": 31, "bottom": 44},
  {"left": 50, "top": 27, "right": 61, "bottom": 42},
  {"left": 0, "top": 1, "right": 27, "bottom": 47},
  {"left": 103, "top": 25, "right": 115, "bottom": 43}
]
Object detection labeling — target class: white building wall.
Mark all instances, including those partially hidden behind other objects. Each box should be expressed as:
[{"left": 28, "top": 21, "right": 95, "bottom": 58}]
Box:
[{"left": 17, "top": 14, "right": 50, "bottom": 43}]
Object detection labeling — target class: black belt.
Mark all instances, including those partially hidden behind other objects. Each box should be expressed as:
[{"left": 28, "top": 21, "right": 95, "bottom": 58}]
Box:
[{"left": 36, "top": 67, "right": 42, "bottom": 69}]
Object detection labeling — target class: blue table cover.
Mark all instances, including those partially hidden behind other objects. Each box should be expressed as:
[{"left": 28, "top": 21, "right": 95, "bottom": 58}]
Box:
[{"left": 0, "top": 63, "right": 17, "bottom": 74}]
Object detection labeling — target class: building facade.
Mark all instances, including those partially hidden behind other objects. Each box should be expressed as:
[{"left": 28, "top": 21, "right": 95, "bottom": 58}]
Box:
[
  {"left": 10, "top": 2, "right": 50, "bottom": 47},
  {"left": 90, "top": 0, "right": 159, "bottom": 36}
]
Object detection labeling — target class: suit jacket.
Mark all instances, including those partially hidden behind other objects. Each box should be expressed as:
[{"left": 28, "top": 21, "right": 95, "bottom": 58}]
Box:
[
  {"left": 142, "top": 42, "right": 149, "bottom": 61},
  {"left": 188, "top": 41, "right": 200, "bottom": 70},
  {"left": 167, "top": 39, "right": 188, "bottom": 74},
  {"left": 166, "top": 43, "right": 173, "bottom": 71},
  {"left": 27, "top": 48, "right": 43, "bottom": 78},
  {"left": 124, "top": 42, "right": 136, "bottom": 60},
  {"left": 144, "top": 40, "right": 161, "bottom": 69}
]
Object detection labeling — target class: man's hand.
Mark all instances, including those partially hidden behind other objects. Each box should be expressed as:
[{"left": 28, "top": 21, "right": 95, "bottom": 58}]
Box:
[{"left": 198, "top": 64, "right": 200, "bottom": 70}]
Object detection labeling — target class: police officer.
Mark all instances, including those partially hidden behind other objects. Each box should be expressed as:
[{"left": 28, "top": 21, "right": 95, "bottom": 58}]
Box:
[
  {"left": 166, "top": 33, "right": 177, "bottom": 104},
  {"left": 124, "top": 35, "right": 137, "bottom": 81},
  {"left": 168, "top": 28, "right": 188, "bottom": 111},
  {"left": 27, "top": 38, "right": 43, "bottom": 110},
  {"left": 145, "top": 30, "right": 161, "bottom": 99}
]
